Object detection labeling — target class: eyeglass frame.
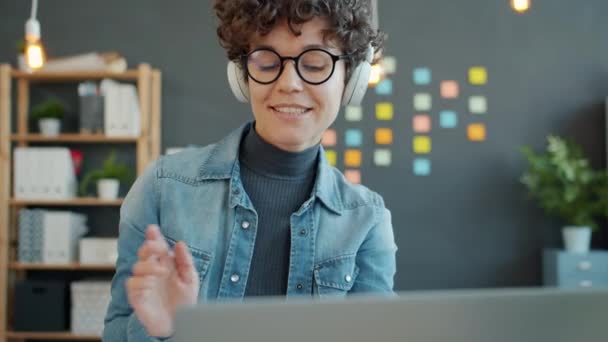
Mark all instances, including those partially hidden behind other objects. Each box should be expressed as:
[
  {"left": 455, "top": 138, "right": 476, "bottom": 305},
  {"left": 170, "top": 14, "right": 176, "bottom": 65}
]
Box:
[{"left": 241, "top": 48, "right": 350, "bottom": 85}]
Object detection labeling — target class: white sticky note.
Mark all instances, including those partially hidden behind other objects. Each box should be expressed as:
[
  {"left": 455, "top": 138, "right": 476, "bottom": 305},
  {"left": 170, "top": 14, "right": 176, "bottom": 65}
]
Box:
[
  {"left": 469, "top": 96, "right": 487, "bottom": 114},
  {"left": 414, "top": 93, "right": 432, "bottom": 111},
  {"left": 374, "top": 149, "right": 392, "bottom": 166},
  {"left": 345, "top": 105, "right": 363, "bottom": 121},
  {"left": 381, "top": 56, "right": 397, "bottom": 74}
]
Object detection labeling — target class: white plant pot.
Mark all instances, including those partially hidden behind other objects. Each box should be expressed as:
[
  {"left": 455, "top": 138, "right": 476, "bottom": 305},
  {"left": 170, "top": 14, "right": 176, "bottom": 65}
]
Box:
[
  {"left": 38, "top": 118, "right": 61, "bottom": 136},
  {"left": 562, "top": 226, "right": 592, "bottom": 254},
  {"left": 97, "top": 179, "right": 120, "bottom": 199}
]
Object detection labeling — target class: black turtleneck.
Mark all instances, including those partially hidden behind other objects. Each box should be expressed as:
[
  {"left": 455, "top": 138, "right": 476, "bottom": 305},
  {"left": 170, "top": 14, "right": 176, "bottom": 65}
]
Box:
[{"left": 239, "top": 124, "right": 319, "bottom": 296}]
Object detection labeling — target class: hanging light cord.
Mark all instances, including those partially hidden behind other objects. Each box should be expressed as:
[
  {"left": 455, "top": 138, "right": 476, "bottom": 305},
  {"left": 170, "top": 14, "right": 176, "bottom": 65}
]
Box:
[{"left": 30, "top": 0, "right": 38, "bottom": 20}]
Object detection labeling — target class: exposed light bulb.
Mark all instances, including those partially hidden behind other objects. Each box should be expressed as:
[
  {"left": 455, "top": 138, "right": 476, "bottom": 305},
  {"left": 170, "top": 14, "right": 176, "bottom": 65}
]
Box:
[
  {"left": 368, "top": 64, "right": 384, "bottom": 86},
  {"left": 511, "top": 0, "right": 531, "bottom": 13},
  {"left": 24, "top": 0, "right": 46, "bottom": 70}
]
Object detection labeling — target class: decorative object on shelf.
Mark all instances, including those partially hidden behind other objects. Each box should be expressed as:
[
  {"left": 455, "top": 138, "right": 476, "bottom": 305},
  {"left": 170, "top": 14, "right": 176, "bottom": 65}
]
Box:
[
  {"left": 31, "top": 98, "right": 65, "bottom": 136},
  {"left": 79, "top": 151, "right": 133, "bottom": 200},
  {"left": 520, "top": 135, "right": 606, "bottom": 253},
  {"left": 78, "top": 82, "right": 104, "bottom": 134}
]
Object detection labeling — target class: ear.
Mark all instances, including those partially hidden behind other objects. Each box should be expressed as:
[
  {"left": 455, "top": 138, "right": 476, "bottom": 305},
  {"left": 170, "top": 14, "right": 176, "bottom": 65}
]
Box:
[
  {"left": 341, "top": 45, "right": 374, "bottom": 107},
  {"left": 227, "top": 61, "right": 250, "bottom": 103}
]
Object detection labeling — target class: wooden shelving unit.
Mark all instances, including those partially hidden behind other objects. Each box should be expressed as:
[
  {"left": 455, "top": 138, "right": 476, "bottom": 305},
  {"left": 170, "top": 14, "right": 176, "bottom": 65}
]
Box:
[{"left": 0, "top": 63, "right": 162, "bottom": 341}]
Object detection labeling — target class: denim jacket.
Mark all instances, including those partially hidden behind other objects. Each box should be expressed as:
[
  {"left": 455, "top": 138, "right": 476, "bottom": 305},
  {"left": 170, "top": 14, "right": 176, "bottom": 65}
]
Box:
[{"left": 103, "top": 122, "right": 397, "bottom": 341}]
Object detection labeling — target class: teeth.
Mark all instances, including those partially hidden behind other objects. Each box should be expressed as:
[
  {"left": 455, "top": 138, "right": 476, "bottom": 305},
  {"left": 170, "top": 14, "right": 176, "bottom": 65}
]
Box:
[{"left": 273, "top": 107, "right": 308, "bottom": 114}]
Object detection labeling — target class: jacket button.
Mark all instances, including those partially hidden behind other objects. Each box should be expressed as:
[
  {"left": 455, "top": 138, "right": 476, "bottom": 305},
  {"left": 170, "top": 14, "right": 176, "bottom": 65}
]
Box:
[
  {"left": 299, "top": 228, "right": 306, "bottom": 236},
  {"left": 241, "top": 221, "right": 250, "bottom": 229},
  {"left": 344, "top": 275, "right": 352, "bottom": 283},
  {"left": 230, "top": 274, "right": 240, "bottom": 283},
  {"left": 296, "top": 283, "right": 303, "bottom": 290}
]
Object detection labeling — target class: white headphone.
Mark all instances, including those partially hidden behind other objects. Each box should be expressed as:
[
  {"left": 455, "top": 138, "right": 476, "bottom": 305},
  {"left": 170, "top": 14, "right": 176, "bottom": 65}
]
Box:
[{"left": 227, "top": 45, "right": 374, "bottom": 107}]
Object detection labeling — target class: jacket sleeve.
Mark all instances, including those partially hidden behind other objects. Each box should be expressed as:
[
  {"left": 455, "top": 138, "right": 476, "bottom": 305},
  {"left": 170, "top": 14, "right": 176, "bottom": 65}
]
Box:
[
  {"left": 102, "top": 159, "right": 172, "bottom": 342},
  {"left": 349, "top": 201, "right": 398, "bottom": 295}
]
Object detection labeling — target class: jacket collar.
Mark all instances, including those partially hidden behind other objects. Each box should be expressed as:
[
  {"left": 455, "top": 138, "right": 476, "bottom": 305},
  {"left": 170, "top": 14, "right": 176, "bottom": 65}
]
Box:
[{"left": 198, "top": 122, "right": 343, "bottom": 215}]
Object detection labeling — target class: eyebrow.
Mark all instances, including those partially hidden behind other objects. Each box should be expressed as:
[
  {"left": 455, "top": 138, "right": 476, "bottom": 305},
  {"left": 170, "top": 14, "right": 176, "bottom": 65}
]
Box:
[{"left": 252, "top": 44, "right": 333, "bottom": 52}]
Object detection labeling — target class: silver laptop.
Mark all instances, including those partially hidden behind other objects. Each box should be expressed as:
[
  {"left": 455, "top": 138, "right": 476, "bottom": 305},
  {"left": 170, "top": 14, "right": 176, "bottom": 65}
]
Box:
[{"left": 174, "top": 287, "right": 608, "bottom": 342}]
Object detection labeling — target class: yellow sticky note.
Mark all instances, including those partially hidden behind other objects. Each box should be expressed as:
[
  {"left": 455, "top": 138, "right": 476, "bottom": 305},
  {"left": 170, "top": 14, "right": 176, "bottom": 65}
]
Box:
[
  {"left": 468, "top": 123, "right": 486, "bottom": 141},
  {"left": 376, "top": 102, "right": 394, "bottom": 121},
  {"left": 413, "top": 136, "right": 431, "bottom": 154},
  {"left": 375, "top": 128, "right": 393, "bottom": 145},
  {"left": 325, "top": 150, "right": 337, "bottom": 166},
  {"left": 469, "top": 67, "right": 488, "bottom": 85},
  {"left": 344, "top": 149, "right": 362, "bottom": 167}
]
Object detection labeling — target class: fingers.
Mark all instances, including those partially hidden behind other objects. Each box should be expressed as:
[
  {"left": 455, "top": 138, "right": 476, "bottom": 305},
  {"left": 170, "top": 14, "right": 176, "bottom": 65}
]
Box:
[
  {"left": 132, "top": 258, "right": 169, "bottom": 277},
  {"left": 138, "top": 225, "right": 172, "bottom": 261},
  {"left": 174, "top": 242, "right": 198, "bottom": 284}
]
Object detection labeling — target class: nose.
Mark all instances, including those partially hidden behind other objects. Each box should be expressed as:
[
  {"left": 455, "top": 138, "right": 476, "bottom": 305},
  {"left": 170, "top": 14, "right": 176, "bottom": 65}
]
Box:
[{"left": 276, "top": 60, "right": 303, "bottom": 93}]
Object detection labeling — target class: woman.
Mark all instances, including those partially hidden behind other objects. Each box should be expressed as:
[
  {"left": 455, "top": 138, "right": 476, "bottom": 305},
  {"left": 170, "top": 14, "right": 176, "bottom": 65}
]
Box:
[{"left": 103, "top": 0, "right": 397, "bottom": 340}]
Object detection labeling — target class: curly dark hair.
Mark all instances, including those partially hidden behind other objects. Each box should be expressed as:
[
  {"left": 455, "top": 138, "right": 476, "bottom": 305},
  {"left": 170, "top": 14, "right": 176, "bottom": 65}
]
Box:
[{"left": 213, "top": 0, "right": 386, "bottom": 80}]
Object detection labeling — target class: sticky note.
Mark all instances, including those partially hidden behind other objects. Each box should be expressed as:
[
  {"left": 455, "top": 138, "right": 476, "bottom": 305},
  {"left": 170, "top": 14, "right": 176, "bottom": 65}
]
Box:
[
  {"left": 375, "top": 128, "right": 393, "bottom": 145},
  {"left": 414, "top": 93, "right": 432, "bottom": 111},
  {"left": 468, "top": 123, "right": 486, "bottom": 141},
  {"left": 375, "top": 102, "right": 394, "bottom": 120},
  {"left": 381, "top": 56, "right": 397, "bottom": 74},
  {"left": 440, "top": 110, "right": 458, "bottom": 128},
  {"left": 413, "top": 67, "right": 431, "bottom": 85},
  {"left": 376, "top": 79, "right": 393, "bottom": 95},
  {"left": 345, "top": 105, "right": 363, "bottom": 121},
  {"left": 345, "top": 129, "right": 363, "bottom": 147},
  {"left": 441, "top": 80, "right": 459, "bottom": 99},
  {"left": 374, "top": 149, "right": 392, "bottom": 166},
  {"left": 413, "top": 115, "right": 431, "bottom": 133},
  {"left": 413, "top": 136, "right": 431, "bottom": 154},
  {"left": 321, "top": 129, "right": 337, "bottom": 146},
  {"left": 344, "top": 149, "right": 362, "bottom": 167},
  {"left": 324, "top": 150, "right": 337, "bottom": 166},
  {"left": 344, "top": 169, "right": 361, "bottom": 184},
  {"left": 469, "top": 67, "right": 488, "bottom": 85},
  {"left": 469, "top": 96, "right": 487, "bottom": 114},
  {"left": 413, "top": 158, "right": 431, "bottom": 176}
]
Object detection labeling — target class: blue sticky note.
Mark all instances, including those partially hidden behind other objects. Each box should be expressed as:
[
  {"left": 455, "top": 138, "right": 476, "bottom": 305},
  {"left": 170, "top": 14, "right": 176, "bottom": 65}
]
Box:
[
  {"left": 440, "top": 110, "right": 458, "bottom": 128},
  {"left": 345, "top": 129, "right": 363, "bottom": 147},
  {"left": 413, "top": 68, "right": 431, "bottom": 85},
  {"left": 375, "top": 79, "right": 393, "bottom": 95},
  {"left": 413, "top": 158, "right": 431, "bottom": 176}
]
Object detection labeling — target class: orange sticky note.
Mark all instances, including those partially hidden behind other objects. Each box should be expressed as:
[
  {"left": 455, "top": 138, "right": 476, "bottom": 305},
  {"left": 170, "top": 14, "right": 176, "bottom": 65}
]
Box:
[
  {"left": 413, "top": 136, "right": 431, "bottom": 154},
  {"left": 321, "top": 129, "right": 337, "bottom": 146},
  {"left": 469, "top": 67, "right": 488, "bottom": 85},
  {"left": 375, "top": 128, "right": 393, "bottom": 145},
  {"left": 441, "top": 80, "right": 459, "bottom": 98},
  {"left": 375, "top": 102, "right": 394, "bottom": 121},
  {"left": 344, "top": 169, "right": 361, "bottom": 184},
  {"left": 468, "top": 123, "right": 486, "bottom": 141},
  {"left": 413, "top": 115, "right": 431, "bottom": 133},
  {"left": 344, "top": 149, "right": 362, "bottom": 167},
  {"left": 325, "top": 150, "right": 337, "bottom": 166}
]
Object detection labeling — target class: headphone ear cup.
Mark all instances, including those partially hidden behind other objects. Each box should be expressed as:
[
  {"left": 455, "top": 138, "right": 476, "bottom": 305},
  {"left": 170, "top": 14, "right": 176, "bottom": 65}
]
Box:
[
  {"left": 227, "top": 61, "right": 250, "bottom": 103},
  {"left": 341, "top": 45, "right": 374, "bottom": 107}
]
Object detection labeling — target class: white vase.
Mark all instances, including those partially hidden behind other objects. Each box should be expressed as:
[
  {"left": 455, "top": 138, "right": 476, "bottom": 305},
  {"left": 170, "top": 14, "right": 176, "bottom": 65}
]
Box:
[
  {"left": 97, "top": 179, "right": 119, "bottom": 199},
  {"left": 562, "top": 226, "right": 592, "bottom": 254},
  {"left": 38, "top": 118, "right": 61, "bottom": 136}
]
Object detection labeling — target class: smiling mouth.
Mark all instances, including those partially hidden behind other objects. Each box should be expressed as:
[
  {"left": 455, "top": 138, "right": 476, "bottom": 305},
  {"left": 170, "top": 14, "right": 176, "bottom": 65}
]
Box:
[{"left": 270, "top": 106, "right": 312, "bottom": 116}]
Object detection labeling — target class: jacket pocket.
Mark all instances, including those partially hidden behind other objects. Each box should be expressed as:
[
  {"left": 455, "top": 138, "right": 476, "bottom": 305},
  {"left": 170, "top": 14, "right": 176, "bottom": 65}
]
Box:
[
  {"left": 166, "top": 239, "right": 213, "bottom": 287},
  {"left": 313, "top": 254, "right": 360, "bottom": 298}
]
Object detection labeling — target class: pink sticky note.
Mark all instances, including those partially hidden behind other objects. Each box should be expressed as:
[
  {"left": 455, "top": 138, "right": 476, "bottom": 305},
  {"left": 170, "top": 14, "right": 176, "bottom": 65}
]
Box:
[
  {"left": 344, "top": 170, "right": 361, "bottom": 184},
  {"left": 413, "top": 115, "right": 431, "bottom": 133},
  {"left": 441, "top": 80, "right": 459, "bottom": 99},
  {"left": 322, "top": 129, "right": 337, "bottom": 146}
]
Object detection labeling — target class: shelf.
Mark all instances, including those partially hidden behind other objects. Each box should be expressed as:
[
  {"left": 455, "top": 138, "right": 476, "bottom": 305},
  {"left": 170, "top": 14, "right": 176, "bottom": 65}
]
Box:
[
  {"left": 11, "top": 134, "right": 139, "bottom": 143},
  {"left": 10, "top": 69, "right": 140, "bottom": 82},
  {"left": 9, "top": 197, "right": 124, "bottom": 206},
  {"left": 9, "top": 263, "right": 115, "bottom": 271},
  {"left": 6, "top": 331, "right": 100, "bottom": 340}
]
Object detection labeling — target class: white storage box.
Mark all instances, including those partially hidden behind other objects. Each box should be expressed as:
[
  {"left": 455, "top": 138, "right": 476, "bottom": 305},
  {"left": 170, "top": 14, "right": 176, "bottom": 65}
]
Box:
[
  {"left": 70, "top": 281, "right": 112, "bottom": 335},
  {"left": 79, "top": 238, "right": 118, "bottom": 265}
]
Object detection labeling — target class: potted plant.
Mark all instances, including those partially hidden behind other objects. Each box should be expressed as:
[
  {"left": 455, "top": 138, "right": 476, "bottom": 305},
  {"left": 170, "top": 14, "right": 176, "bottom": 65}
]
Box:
[
  {"left": 79, "top": 151, "right": 133, "bottom": 200},
  {"left": 31, "top": 99, "right": 65, "bottom": 136},
  {"left": 520, "top": 135, "right": 604, "bottom": 253}
]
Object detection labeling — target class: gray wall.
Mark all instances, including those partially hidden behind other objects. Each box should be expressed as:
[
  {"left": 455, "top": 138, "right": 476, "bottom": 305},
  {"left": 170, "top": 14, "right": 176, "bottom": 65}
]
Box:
[{"left": 2, "top": 0, "right": 608, "bottom": 291}]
